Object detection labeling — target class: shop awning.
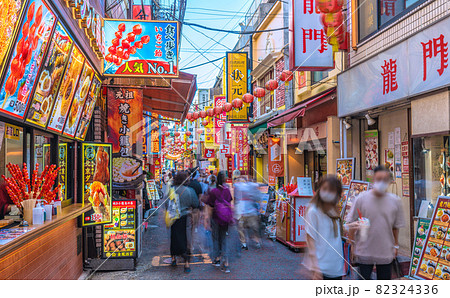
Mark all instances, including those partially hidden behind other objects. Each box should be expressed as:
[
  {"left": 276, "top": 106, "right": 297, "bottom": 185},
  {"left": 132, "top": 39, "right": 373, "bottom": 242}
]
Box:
[
  {"left": 249, "top": 123, "right": 267, "bottom": 135},
  {"left": 267, "top": 88, "right": 336, "bottom": 128},
  {"left": 143, "top": 72, "right": 197, "bottom": 122}
]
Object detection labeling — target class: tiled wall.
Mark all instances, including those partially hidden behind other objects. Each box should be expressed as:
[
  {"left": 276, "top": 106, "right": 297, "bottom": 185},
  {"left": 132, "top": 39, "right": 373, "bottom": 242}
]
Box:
[{"left": 350, "top": 0, "right": 450, "bottom": 66}]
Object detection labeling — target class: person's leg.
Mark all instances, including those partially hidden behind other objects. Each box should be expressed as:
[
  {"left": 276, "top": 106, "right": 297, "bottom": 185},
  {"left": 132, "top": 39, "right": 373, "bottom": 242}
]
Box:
[
  {"left": 248, "top": 215, "right": 261, "bottom": 245},
  {"left": 322, "top": 275, "right": 343, "bottom": 280},
  {"left": 237, "top": 217, "right": 247, "bottom": 247},
  {"left": 221, "top": 225, "right": 230, "bottom": 272},
  {"left": 211, "top": 219, "right": 221, "bottom": 265},
  {"left": 358, "top": 264, "right": 375, "bottom": 280},
  {"left": 376, "top": 263, "right": 392, "bottom": 280}
]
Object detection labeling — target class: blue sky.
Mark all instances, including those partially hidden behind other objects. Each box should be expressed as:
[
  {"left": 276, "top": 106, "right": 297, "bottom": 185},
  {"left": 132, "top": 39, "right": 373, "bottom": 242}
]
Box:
[{"left": 179, "top": 0, "right": 253, "bottom": 89}]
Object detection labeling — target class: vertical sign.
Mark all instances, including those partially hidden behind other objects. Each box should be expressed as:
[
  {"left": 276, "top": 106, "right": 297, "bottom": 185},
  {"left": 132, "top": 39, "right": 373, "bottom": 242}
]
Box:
[
  {"left": 268, "top": 137, "right": 284, "bottom": 185},
  {"left": 214, "top": 96, "right": 227, "bottom": 143},
  {"left": 58, "top": 143, "right": 67, "bottom": 201},
  {"left": 364, "top": 130, "right": 379, "bottom": 180},
  {"left": 231, "top": 124, "right": 249, "bottom": 175},
  {"left": 226, "top": 52, "right": 248, "bottom": 122},
  {"left": 291, "top": 0, "right": 334, "bottom": 70},
  {"left": 204, "top": 106, "right": 214, "bottom": 146},
  {"left": 409, "top": 218, "right": 431, "bottom": 277}
]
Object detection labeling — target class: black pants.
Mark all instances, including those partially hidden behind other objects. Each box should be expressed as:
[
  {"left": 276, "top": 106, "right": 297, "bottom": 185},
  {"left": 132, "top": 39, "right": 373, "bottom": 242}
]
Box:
[
  {"left": 359, "top": 264, "right": 392, "bottom": 280},
  {"left": 323, "top": 275, "right": 343, "bottom": 280},
  {"left": 170, "top": 215, "right": 190, "bottom": 262}
]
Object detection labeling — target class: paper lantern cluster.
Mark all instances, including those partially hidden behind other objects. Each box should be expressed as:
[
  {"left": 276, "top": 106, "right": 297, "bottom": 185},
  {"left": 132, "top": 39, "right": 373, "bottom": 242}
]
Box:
[{"left": 317, "top": 0, "right": 348, "bottom": 52}]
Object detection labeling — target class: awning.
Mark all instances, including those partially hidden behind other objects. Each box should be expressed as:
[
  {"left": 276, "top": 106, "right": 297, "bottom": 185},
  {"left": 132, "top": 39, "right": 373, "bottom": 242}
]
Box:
[
  {"left": 267, "top": 88, "right": 336, "bottom": 128},
  {"left": 249, "top": 123, "right": 267, "bottom": 135},
  {"left": 143, "top": 72, "right": 197, "bottom": 122}
]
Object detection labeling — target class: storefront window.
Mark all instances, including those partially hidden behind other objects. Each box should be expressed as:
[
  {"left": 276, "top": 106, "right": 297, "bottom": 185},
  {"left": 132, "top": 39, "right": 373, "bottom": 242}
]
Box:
[
  {"left": 259, "top": 70, "right": 274, "bottom": 116},
  {"left": 413, "top": 135, "right": 449, "bottom": 216},
  {"left": 311, "top": 71, "right": 328, "bottom": 84}
]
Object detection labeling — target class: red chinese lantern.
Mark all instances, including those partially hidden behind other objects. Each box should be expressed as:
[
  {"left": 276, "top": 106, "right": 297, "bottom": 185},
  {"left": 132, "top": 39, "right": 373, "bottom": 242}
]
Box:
[
  {"left": 317, "top": 0, "right": 343, "bottom": 13},
  {"left": 321, "top": 11, "right": 343, "bottom": 31},
  {"left": 199, "top": 110, "right": 207, "bottom": 119},
  {"left": 186, "top": 131, "right": 192, "bottom": 137},
  {"left": 279, "top": 70, "right": 294, "bottom": 86},
  {"left": 181, "top": 140, "right": 186, "bottom": 145},
  {"left": 242, "top": 93, "right": 254, "bottom": 104},
  {"left": 265, "top": 79, "right": 279, "bottom": 95},
  {"left": 222, "top": 103, "right": 233, "bottom": 113},
  {"left": 187, "top": 141, "right": 192, "bottom": 145},
  {"left": 193, "top": 112, "right": 200, "bottom": 120},
  {"left": 206, "top": 108, "right": 214, "bottom": 117},
  {"left": 196, "top": 129, "right": 203, "bottom": 135},
  {"left": 164, "top": 131, "right": 170, "bottom": 137},
  {"left": 202, "top": 119, "right": 209, "bottom": 126},
  {"left": 232, "top": 98, "right": 244, "bottom": 111},
  {"left": 194, "top": 140, "right": 199, "bottom": 145},
  {"left": 174, "top": 131, "right": 180, "bottom": 137},
  {"left": 254, "top": 87, "right": 266, "bottom": 101},
  {"left": 213, "top": 107, "right": 222, "bottom": 116},
  {"left": 186, "top": 113, "right": 192, "bottom": 121}
]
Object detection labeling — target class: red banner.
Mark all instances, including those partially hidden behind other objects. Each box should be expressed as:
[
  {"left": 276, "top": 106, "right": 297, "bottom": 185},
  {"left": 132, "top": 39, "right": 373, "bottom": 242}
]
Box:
[
  {"left": 231, "top": 125, "right": 249, "bottom": 175},
  {"left": 269, "top": 137, "right": 284, "bottom": 179},
  {"left": 214, "top": 96, "right": 227, "bottom": 143},
  {"left": 133, "top": 5, "right": 152, "bottom": 20}
]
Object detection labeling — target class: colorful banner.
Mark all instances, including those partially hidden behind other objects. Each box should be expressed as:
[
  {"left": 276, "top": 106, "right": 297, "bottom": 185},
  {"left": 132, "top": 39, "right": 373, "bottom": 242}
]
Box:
[
  {"left": 269, "top": 137, "right": 284, "bottom": 182},
  {"left": 58, "top": 143, "right": 67, "bottom": 201},
  {"left": 231, "top": 124, "right": 249, "bottom": 175},
  {"left": 107, "top": 87, "right": 144, "bottom": 189},
  {"left": 103, "top": 19, "right": 178, "bottom": 77},
  {"left": 75, "top": 75, "right": 102, "bottom": 140},
  {"left": 226, "top": 52, "right": 248, "bottom": 122},
  {"left": 214, "top": 96, "right": 227, "bottom": 143},
  {"left": 47, "top": 46, "right": 85, "bottom": 133},
  {"left": 103, "top": 200, "right": 137, "bottom": 258},
  {"left": 410, "top": 218, "right": 431, "bottom": 277},
  {"left": 204, "top": 148, "right": 215, "bottom": 159},
  {"left": 204, "top": 106, "right": 214, "bottom": 146},
  {"left": 151, "top": 130, "right": 159, "bottom": 153},
  {"left": 0, "top": 0, "right": 56, "bottom": 119},
  {"left": 82, "top": 143, "right": 113, "bottom": 226}
]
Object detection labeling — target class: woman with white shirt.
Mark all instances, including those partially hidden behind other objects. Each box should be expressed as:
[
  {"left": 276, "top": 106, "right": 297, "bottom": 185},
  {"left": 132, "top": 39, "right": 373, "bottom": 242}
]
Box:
[{"left": 305, "top": 176, "right": 345, "bottom": 280}]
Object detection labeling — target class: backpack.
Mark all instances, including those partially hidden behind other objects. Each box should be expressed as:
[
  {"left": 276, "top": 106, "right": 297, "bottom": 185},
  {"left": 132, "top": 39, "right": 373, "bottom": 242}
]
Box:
[
  {"left": 165, "top": 187, "right": 180, "bottom": 227},
  {"left": 213, "top": 187, "right": 233, "bottom": 226}
]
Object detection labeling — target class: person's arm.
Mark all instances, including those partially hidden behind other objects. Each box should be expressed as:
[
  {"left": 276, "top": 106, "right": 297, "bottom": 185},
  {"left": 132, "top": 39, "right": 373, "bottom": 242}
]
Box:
[{"left": 393, "top": 228, "right": 400, "bottom": 257}]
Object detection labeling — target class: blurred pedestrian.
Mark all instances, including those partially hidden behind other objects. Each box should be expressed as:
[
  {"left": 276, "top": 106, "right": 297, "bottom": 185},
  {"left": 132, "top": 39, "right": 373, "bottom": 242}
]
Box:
[
  {"left": 304, "top": 176, "right": 345, "bottom": 280},
  {"left": 347, "top": 166, "right": 405, "bottom": 280},
  {"left": 204, "top": 171, "right": 233, "bottom": 273},
  {"left": 167, "top": 171, "right": 199, "bottom": 273},
  {"left": 207, "top": 170, "right": 216, "bottom": 187}
]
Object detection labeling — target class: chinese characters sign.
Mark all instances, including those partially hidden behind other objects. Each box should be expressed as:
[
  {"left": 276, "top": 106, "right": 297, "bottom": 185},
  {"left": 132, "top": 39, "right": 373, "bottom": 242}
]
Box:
[
  {"left": 82, "top": 143, "right": 113, "bottom": 226},
  {"left": 268, "top": 137, "right": 284, "bottom": 185},
  {"left": 58, "top": 143, "right": 67, "bottom": 201},
  {"left": 290, "top": 0, "right": 334, "bottom": 70},
  {"left": 214, "top": 96, "right": 227, "bottom": 143},
  {"left": 231, "top": 124, "right": 249, "bottom": 175},
  {"left": 103, "top": 19, "right": 179, "bottom": 78},
  {"left": 226, "top": 52, "right": 248, "bottom": 122}
]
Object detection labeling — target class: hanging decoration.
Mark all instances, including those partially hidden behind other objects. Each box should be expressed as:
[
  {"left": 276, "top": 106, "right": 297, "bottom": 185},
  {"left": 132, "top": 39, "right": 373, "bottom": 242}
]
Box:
[
  {"left": 174, "top": 131, "right": 180, "bottom": 137},
  {"left": 254, "top": 87, "right": 266, "bottom": 101},
  {"left": 193, "top": 112, "right": 200, "bottom": 120},
  {"left": 213, "top": 107, "right": 222, "bottom": 116},
  {"left": 186, "top": 131, "right": 192, "bottom": 137},
  {"left": 222, "top": 102, "right": 233, "bottom": 113},
  {"left": 279, "top": 70, "right": 294, "bottom": 86},
  {"left": 242, "top": 93, "right": 255, "bottom": 104},
  {"left": 202, "top": 119, "right": 209, "bottom": 127},
  {"left": 186, "top": 113, "right": 193, "bottom": 121},
  {"left": 206, "top": 108, "right": 214, "bottom": 117},
  {"left": 232, "top": 98, "right": 244, "bottom": 112},
  {"left": 199, "top": 110, "right": 207, "bottom": 119},
  {"left": 196, "top": 129, "right": 203, "bottom": 135},
  {"left": 317, "top": 0, "right": 348, "bottom": 52},
  {"left": 265, "top": 80, "right": 279, "bottom": 95}
]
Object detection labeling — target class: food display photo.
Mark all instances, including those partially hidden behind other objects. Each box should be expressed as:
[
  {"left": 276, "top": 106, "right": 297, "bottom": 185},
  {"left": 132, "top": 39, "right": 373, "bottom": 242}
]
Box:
[
  {"left": 409, "top": 218, "right": 431, "bottom": 277},
  {"left": 336, "top": 158, "right": 355, "bottom": 188},
  {"left": 75, "top": 75, "right": 101, "bottom": 140},
  {"left": 364, "top": 130, "right": 379, "bottom": 179},
  {"left": 341, "top": 180, "right": 370, "bottom": 223}
]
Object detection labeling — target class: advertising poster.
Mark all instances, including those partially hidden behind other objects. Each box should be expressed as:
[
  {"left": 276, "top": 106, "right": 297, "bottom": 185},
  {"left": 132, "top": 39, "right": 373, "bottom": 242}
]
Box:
[
  {"left": 26, "top": 22, "right": 73, "bottom": 127},
  {"left": 364, "top": 130, "right": 379, "bottom": 180},
  {"left": 226, "top": 52, "right": 248, "bottom": 122},
  {"left": 269, "top": 137, "right": 284, "bottom": 180},
  {"left": 231, "top": 124, "right": 249, "bottom": 175},
  {"left": 415, "top": 197, "right": 450, "bottom": 280},
  {"left": 410, "top": 218, "right": 431, "bottom": 277},
  {"left": 0, "top": 0, "right": 56, "bottom": 119},
  {"left": 336, "top": 158, "right": 355, "bottom": 188},
  {"left": 58, "top": 143, "right": 67, "bottom": 201},
  {"left": 204, "top": 106, "right": 214, "bottom": 146},
  {"left": 0, "top": 0, "right": 27, "bottom": 80},
  {"left": 341, "top": 180, "right": 370, "bottom": 225},
  {"left": 82, "top": 143, "right": 113, "bottom": 226},
  {"left": 297, "top": 177, "right": 314, "bottom": 197},
  {"left": 103, "top": 200, "right": 137, "bottom": 258},
  {"left": 75, "top": 75, "right": 102, "bottom": 140},
  {"left": 385, "top": 149, "right": 395, "bottom": 174},
  {"left": 103, "top": 19, "right": 178, "bottom": 77},
  {"left": 107, "top": 87, "right": 144, "bottom": 189},
  {"left": 214, "top": 96, "right": 227, "bottom": 143},
  {"left": 47, "top": 46, "right": 84, "bottom": 133},
  {"left": 63, "top": 62, "right": 94, "bottom": 137}
]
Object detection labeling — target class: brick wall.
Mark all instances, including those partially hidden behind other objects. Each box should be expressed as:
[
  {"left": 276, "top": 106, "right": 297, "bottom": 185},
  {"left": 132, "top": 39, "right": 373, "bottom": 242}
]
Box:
[
  {"left": 275, "top": 57, "right": 285, "bottom": 108},
  {"left": 349, "top": 0, "right": 450, "bottom": 66}
]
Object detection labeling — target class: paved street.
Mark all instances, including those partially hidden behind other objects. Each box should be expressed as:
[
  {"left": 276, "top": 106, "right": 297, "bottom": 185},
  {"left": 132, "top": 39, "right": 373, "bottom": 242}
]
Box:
[{"left": 90, "top": 211, "right": 309, "bottom": 280}]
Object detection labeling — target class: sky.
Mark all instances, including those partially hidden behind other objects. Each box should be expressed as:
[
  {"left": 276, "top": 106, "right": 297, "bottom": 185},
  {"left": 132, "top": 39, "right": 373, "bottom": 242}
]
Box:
[{"left": 179, "top": 0, "right": 254, "bottom": 91}]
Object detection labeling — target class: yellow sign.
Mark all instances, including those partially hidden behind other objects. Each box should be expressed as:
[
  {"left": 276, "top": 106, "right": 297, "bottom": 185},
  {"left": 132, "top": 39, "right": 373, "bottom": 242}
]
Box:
[
  {"left": 204, "top": 106, "right": 215, "bottom": 146},
  {"left": 226, "top": 52, "right": 248, "bottom": 122},
  {"left": 5, "top": 124, "right": 21, "bottom": 140}
]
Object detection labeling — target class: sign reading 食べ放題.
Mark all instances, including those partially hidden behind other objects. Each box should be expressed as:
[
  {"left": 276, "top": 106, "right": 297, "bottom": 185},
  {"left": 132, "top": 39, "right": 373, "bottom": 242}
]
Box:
[{"left": 103, "top": 19, "right": 179, "bottom": 78}]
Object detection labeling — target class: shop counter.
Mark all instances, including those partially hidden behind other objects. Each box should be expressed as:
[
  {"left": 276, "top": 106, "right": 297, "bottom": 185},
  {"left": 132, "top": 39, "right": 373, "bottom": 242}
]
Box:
[{"left": 0, "top": 204, "right": 91, "bottom": 280}]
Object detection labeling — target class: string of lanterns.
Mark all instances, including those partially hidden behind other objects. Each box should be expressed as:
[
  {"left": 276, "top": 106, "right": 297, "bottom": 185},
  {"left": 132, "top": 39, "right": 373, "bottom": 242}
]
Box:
[{"left": 317, "top": 0, "right": 348, "bottom": 52}]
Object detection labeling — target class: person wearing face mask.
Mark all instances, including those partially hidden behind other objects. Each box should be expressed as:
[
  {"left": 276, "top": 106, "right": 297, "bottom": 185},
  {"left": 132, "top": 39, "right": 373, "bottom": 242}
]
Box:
[
  {"left": 304, "top": 176, "right": 345, "bottom": 280},
  {"left": 347, "top": 165, "right": 405, "bottom": 280}
]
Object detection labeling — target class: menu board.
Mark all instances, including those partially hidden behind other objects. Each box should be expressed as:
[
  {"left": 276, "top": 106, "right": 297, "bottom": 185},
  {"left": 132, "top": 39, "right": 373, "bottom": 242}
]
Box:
[
  {"left": 58, "top": 143, "right": 67, "bottom": 201},
  {"left": 103, "top": 200, "right": 137, "bottom": 258},
  {"left": 47, "top": 45, "right": 84, "bottom": 133},
  {"left": 297, "top": 177, "right": 313, "bottom": 197},
  {"left": 336, "top": 158, "right": 355, "bottom": 188},
  {"left": 81, "top": 143, "right": 113, "bottom": 226},
  {"left": 26, "top": 22, "right": 73, "bottom": 127},
  {"left": 75, "top": 75, "right": 101, "bottom": 140},
  {"left": 63, "top": 62, "right": 94, "bottom": 137},
  {"left": 364, "top": 130, "right": 379, "bottom": 180},
  {"left": 0, "top": 0, "right": 27, "bottom": 73},
  {"left": 0, "top": 0, "right": 56, "bottom": 119},
  {"left": 410, "top": 218, "right": 431, "bottom": 277},
  {"left": 341, "top": 180, "right": 370, "bottom": 223},
  {"left": 415, "top": 197, "right": 450, "bottom": 280}
]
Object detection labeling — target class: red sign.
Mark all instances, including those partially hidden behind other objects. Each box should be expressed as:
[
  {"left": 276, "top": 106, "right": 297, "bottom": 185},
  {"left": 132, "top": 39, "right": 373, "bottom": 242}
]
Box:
[
  {"left": 421, "top": 34, "right": 448, "bottom": 81},
  {"left": 269, "top": 137, "right": 284, "bottom": 178},
  {"left": 133, "top": 5, "right": 151, "bottom": 20},
  {"left": 214, "top": 96, "right": 227, "bottom": 143},
  {"left": 231, "top": 125, "right": 249, "bottom": 175},
  {"left": 204, "top": 148, "right": 215, "bottom": 159}
]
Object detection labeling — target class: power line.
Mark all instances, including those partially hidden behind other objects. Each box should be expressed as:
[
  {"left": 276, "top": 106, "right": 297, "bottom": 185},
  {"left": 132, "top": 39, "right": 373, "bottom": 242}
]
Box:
[
  {"left": 180, "top": 56, "right": 224, "bottom": 70},
  {"left": 182, "top": 21, "right": 288, "bottom": 34}
]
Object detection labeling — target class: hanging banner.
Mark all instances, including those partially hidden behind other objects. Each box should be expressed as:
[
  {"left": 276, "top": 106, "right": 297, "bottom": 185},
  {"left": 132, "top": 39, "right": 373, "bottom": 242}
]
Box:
[
  {"left": 133, "top": 4, "right": 151, "bottom": 20},
  {"left": 214, "top": 96, "right": 227, "bottom": 144},
  {"left": 226, "top": 52, "right": 248, "bottom": 122},
  {"left": 269, "top": 137, "right": 284, "bottom": 180},
  {"left": 204, "top": 106, "right": 214, "bottom": 147},
  {"left": 231, "top": 124, "right": 249, "bottom": 175},
  {"left": 290, "top": 0, "right": 334, "bottom": 70},
  {"left": 58, "top": 143, "right": 67, "bottom": 201},
  {"left": 0, "top": 0, "right": 56, "bottom": 119},
  {"left": 103, "top": 19, "right": 179, "bottom": 78},
  {"left": 81, "top": 143, "right": 113, "bottom": 226},
  {"left": 107, "top": 87, "right": 144, "bottom": 189}
]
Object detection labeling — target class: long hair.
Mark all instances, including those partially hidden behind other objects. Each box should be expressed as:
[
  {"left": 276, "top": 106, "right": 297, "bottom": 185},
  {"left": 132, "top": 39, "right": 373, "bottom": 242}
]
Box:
[
  {"left": 310, "top": 175, "right": 343, "bottom": 238},
  {"left": 173, "top": 171, "right": 188, "bottom": 186},
  {"left": 216, "top": 171, "right": 226, "bottom": 188}
]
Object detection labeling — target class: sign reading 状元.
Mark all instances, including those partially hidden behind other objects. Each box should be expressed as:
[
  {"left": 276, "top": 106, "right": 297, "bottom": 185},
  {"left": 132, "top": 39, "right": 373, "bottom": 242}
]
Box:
[{"left": 226, "top": 52, "right": 248, "bottom": 122}]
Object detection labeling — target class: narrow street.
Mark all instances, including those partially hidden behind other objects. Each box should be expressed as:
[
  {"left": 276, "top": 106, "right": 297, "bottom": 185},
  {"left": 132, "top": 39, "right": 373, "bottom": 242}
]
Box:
[{"left": 90, "top": 210, "right": 308, "bottom": 280}]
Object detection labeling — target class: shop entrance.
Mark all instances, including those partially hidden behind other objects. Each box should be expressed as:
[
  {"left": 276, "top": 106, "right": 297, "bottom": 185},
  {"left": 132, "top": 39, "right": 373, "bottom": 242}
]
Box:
[{"left": 304, "top": 150, "right": 327, "bottom": 191}]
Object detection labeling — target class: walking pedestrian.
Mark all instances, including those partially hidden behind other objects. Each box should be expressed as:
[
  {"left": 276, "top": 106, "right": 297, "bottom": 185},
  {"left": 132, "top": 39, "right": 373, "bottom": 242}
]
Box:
[
  {"left": 207, "top": 170, "right": 216, "bottom": 188},
  {"left": 204, "top": 171, "right": 233, "bottom": 273},
  {"left": 304, "top": 176, "right": 345, "bottom": 280},
  {"left": 167, "top": 171, "right": 199, "bottom": 273},
  {"left": 347, "top": 165, "right": 405, "bottom": 280}
]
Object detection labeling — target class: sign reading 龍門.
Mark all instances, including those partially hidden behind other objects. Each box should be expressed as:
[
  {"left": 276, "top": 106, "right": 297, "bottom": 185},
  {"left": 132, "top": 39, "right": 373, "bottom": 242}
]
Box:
[
  {"left": 226, "top": 52, "right": 248, "bottom": 122},
  {"left": 103, "top": 19, "right": 179, "bottom": 78}
]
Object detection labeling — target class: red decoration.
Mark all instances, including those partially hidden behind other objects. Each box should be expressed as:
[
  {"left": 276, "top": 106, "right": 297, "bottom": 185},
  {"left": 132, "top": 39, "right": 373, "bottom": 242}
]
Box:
[
  {"left": 186, "top": 131, "right": 192, "bottom": 137},
  {"left": 265, "top": 79, "right": 279, "bottom": 95},
  {"left": 222, "top": 102, "right": 233, "bottom": 113},
  {"left": 232, "top": 98, "right": 244, "bottom": 111},
  {"left": 202, "top": 119, "right": 209, "bottom": 126},
  {"left": 242, "top": 93, "right": 254, "bottom": 104},
  {"left": 213, "top": 107, "right": 222, "bottom": 116},
  {"left": 194, "top": 140, "right": 199, "bottom": 145},
  {"left": 317, "top": 0, "right": 343, "bottom": 13},
  {"left": 164, "top": 131, "right": 170, "bottom": 137},
  {"left": 196, "top": 129, "right": 203, "bottom": 135},
  {"left": 174, "top": 131, "right": 180, "bottom": 137},
  {"left": 279, "top": 70, "right": 294, "bottom": 86},
  {"left": 206, "top": 108, "right": 214, "bottom": 117},
  {"left": 193, "top": 112, "right": 200, "bottom": 120},
  {"left": 199, "top": 110, "right": 207, "bottom": 119},
  {"left": 186, "top": 113, "right": 192, "bottom": 121}
]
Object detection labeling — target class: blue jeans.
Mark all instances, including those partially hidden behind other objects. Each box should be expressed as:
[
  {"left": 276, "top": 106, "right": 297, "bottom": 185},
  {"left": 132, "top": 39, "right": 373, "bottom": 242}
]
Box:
[{"left": 211, "top": 219, "right": 228, "bottom": 263}]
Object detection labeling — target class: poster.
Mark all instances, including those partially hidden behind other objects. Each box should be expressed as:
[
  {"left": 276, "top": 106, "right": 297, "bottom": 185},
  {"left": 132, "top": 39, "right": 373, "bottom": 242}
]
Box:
[
  {"left": 132, "top": 4, "right": 151, "bottom": 20},
  {"left": 364, "top": 130, "right": 379, "bottom": 180},
  {"left": 402, "top": 173, "right": 410, "bottom": 197},
  {"left": 269, "top": 137, "right": 284, "bottom": 182},
  {"left": 58, "top": 143, "right": 67, "bottom": 201},
  {"left": 409, "top": 218, "right": 431, "bottom": 277},
  {"left": 81, "top": 143, "right": 113, "bottom": 226},
  {"left": 103, "top": 19, "right": 178, "bottom": 77},
  {"left": 297, "top": 177, "right": 313, "bottom": 197},
  {"left": 107, "top": 87, "right": 144, "bottom": 189},
  {"left": 47, "top": 46, "right": 85, "bottom": 133},
  {"left": 385, "top": 149, "right": 395, "bottom": 174},
  {"left": 0, "top": 0, "right": 56, "bottom": 119},
  {"left": 415, "top": 197, "right": 450, "bottom": 280},
  {"left": 336, "top": 158, "right": 355, "bottom": 188},
  {"left": 63, "top": 62, "right": 94, "bottom": 137},
  {"left": 341, "top": 180, "right": 370, "bottom": 225},
  {"left": 103, "top": 200, "right": 137, "bottom": 258},
  {"left": 395, "top": 144, "right": 402, "bottom": 178},
  {"left": 26, "top": 22, "right": 73, "bottom": 127},
  {"left": 231, "top": 124, "right": 249, "bottom": 175},
  {"left": 75, "top": 75, "right": 102, "bottom": 140},
  {"left": 226, "top": 52, "right": 248, "bottom": 122}
]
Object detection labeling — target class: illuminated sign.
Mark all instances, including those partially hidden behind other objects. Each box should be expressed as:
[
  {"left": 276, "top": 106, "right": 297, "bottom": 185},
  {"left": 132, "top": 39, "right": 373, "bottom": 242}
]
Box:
[{"left": 226, "top": 52, "right": 248, "bottom": 122}]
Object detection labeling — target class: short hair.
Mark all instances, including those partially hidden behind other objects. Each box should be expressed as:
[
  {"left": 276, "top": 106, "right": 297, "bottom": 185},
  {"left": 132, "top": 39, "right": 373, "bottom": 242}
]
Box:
[
  {"left": 374, "top": 165, "right": 389, "bottom": 174},
  {"left": 210, "top": 170, "right": 214, "bottom": 174},
  {"left": 173, "top": 171, "right": 188, "bottom": 186}
]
